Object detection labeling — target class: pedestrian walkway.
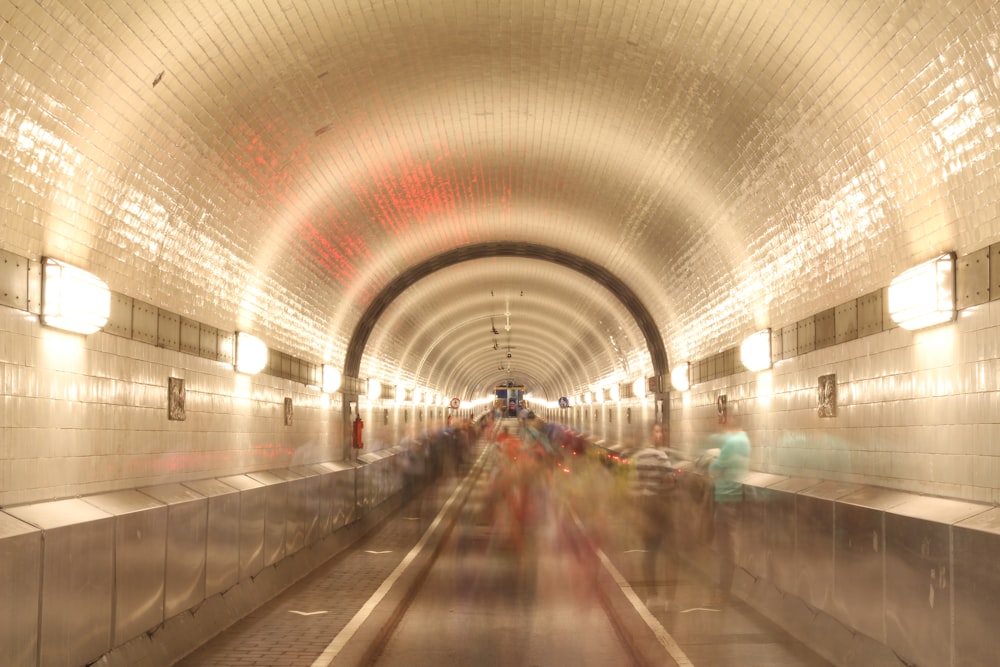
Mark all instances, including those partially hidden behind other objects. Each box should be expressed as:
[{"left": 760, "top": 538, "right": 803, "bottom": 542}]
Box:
[{"left": 176, "top": 439, "right": 835, "bottom": 667}]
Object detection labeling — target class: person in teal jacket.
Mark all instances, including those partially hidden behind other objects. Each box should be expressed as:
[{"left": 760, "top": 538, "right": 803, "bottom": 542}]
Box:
[{"left": 708, "top": 418, "right": 750, "bottom": 607}]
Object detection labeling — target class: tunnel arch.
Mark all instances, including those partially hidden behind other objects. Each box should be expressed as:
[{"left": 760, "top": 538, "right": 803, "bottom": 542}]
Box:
[{"left": 343, "top": 242, "right": 669, "bottom": 391}]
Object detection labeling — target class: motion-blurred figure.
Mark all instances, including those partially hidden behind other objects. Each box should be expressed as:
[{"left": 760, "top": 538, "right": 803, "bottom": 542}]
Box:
[
  {"left": 629, "top": 422, "right": 676, "bottom": 611},
  {"left": 708, "top": 416, "right": 750, "bottom": 607}
]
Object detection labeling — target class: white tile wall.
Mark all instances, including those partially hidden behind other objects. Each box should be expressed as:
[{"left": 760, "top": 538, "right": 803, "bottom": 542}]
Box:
[
  {"left": 0, "top": 307, "right": 342, "bottom": 507},
  {"left": 670, "top": 299, "right": 1000, "bottom": 504}
]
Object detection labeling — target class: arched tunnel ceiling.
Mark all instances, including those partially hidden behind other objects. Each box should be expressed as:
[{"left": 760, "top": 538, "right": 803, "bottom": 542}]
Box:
[
  {"left": 363, "top": 255, "right": 651, "bottom": 400},
  {"left": 3, "top": 2, "right": 1000, "bottom": 398}
]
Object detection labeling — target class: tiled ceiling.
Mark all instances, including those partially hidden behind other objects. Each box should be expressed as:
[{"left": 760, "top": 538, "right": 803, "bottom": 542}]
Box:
[{"left": 2, "top": 1, "right": 999, "bottom": 400}]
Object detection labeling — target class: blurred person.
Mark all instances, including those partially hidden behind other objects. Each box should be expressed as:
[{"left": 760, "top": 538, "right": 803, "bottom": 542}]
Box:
[
  {"left": 629, "top": 422, "right": 676, "bottom": 611},
  {"left": 397, "top": 429, "right": 427, "bottom": 507},
  {"left": 708, "top": 416, "right": 751, "bottom": 607}
]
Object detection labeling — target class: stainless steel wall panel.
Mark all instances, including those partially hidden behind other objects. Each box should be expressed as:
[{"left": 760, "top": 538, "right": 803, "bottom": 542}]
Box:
[
  {"left": 310, "top": 464, "right": 337, "bottom": 538},
  {"left": 834, "top": 299, "right": 858, "bottom": 344},
  {"left": 828, "top": 487, "right": 908, "bottom": 643},
  {"left": 814, "top": 307, "right": 836, "bottom": 349},
  {"left": 781, "top": 323, "right": 797, "bottom": 359},
  {"left": 140, "top": 483, "right": 208, "bottom": 618},
  {"left": 957, "top": 247, "right": 990, "bottom": 309},
  {"left": 794, "top": 480, "right": 858, "bottom": 613},
  {"left": 953, "top": 508, "right": 1000, "bottom": 667},
  {"left": 84, "top": 490, "right": 168, "bottom": 645},
  {"left": 857, "top": 290, "right": 883, "bottom": 337},
  {"left": 247, "top": 471, "right": 289, "bottom": 567},
  {"left": 180, "top": 317, "right": 201, "bottom": 355},
  {"left": 6, "top": 499, "right": 115, "bottom": 667},
  {"left": 219, "top": 475, "right": 267, "bottom": 580},
  {"left": 832, "top": 501, "right": 886, "bottom": 641},
  {"left": 0, "top": 512, "right": 41, "bottom": 667},
  {"left": 131, "top": 299, "right": 158, "bottom": 345},
  {"left": 884, "top": 498, "right": 987, "bottom": 667},
  {"left": 0, "top": 248, "right": 28, "bottom": 310},
  {"left": 291, "top": 466, "right": 322, "bottom": 546},
  {"left": 105, "top": 293, "right": 134, "bottom": 338},
  {"left": 326, "top": 463, "right": 359, "bottom": 528},
  {"left": 759, "top": 478, "right": 817, "bottom": 594},
  {"left": 184, "top": 478, "right": 241, "bottom": 597},
  {"left": 269, "top": 468, "right": 307, "bottom": 556},
  {"left": 797, "top": 316, "right": 815, "bottom": 355}
]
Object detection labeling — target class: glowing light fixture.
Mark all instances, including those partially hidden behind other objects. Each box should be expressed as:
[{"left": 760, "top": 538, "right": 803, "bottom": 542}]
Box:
[
  {"left": 633, "top": 377, "right": 647, "bottom": 399},
  {"left": 367, "top": 378, "right": 381, "bottom": 401},
  {"left": 888, "top": 253, "right": 956, "bottom": 330},
  {"left": 322, "top": 365, "right": 342, "bottom": 394},
  {"left": 41, "top": 258, "right": 110, "bottom": 334},
  {"left": 609, "top": 384, "right": 621, "bottom": 402},
  {"left": 671, "top": 363, "right": 691, "bottom": 391},
  {"left": 595, "top": 387, "right": 605, "bottom": 403},
  {"left": 740, "top": 329, "right": 772, "bottom": 372},
  {"left": 234, "top": 332, "right": 268, "bottom": 375},
  {"left": 394, "top": 384, "right": 406, "bottom": 403}
]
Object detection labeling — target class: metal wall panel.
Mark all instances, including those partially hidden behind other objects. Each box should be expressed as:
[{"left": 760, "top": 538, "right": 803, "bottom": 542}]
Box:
[
  {"left": 158, "top": 310, "right": 181, "bottom": 350},
  {"left": 990, "top": 242, "right": 1000, "bottom": 300},
  {"left": 834, "top": 299, "right": 858, "bottom": 344},
  {"left": 797, "top": 316, "right": 815, "bottom": 356},
  {"left": 760, "top": 478, "right": 816, "bottom": 594},
  {"left": 180, "top": 317, "right": 201, "bottom": 355},
  {"left": 0, "top": 512, "right": 41, "bottom": 667},
  {"left": 781, "top": 323, "right": 797, "bottom": 359},
  {"left": 794, "top": 481, "right": 858, "bottom": 613},
  {"left": 84, "top": 491, "right": 167, "bottom": 645},
  {"left": 953, "top": 508, "right": 1000, "bottom": 667},
  {"left": 0, "top": 248, "right": 28, "bottom": 310},
  {"left": 106, "top": 293, "right": 134, "bottom": 338},
  {"left": 829, "top": 486, "right": 909, "bottom": 643},
  {"left": 291, "top": 466, "right": 322, "bottom": 546},
  {"left": 857, "top": 290, "right": 883, "bottom": 337},
  {"left": 814, "top": 307, "right": 836, "bottom": 349},
  {"left": 884, "top": 498, "right": 987, "bottom": 667},
  {"left": 218, "top": 331, "right": 235, "bottom": 365},
  {"left": 219, "top": 475, "right": 267, "bottom": 580},
  {"left": 140, "top": 483, "right": 208, "bottom": 618},
  {"left": 199, "top": 323, "right": 219, "bottom": 359},
  {"left": 268, "top": 469, "right": 307, "bottom": 556},
  {"left": 247, "top": 471, "right": 289, "bottom": 567},
  {"left": 184, "top": 478, "right": 241, "bottom": 597},
  {"left": 132, "top": 299, "right": 158, "bottom": 344},
  {"left": 739, "top": 473, "right": 787, "bottom": 577},
  {"left": 6, "top": 499, "right": 115, "bottom": 667},
  {"left": 957, "top": 247, "right": 990, "bottom": 309}
]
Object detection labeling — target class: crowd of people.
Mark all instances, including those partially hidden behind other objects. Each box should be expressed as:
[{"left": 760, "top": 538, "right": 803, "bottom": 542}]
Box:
[{"left": 393, "top": 406, "right": 751, "bottom": 612}]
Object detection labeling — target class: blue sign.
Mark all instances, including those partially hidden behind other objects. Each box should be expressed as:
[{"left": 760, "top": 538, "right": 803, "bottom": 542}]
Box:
[{"left": 558, "top": 396, "right": 569, "bottom": 408}]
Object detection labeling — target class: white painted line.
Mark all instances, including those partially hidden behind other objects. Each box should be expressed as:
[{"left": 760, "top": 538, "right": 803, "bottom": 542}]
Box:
[
  {"left": 310, "top": 455, "right": 483, "bottom": 667},
  {"left": 290, "top": 610, "right": 329, "bottom": 616},
  {"left": 570, "top": 512, "right": 695, "bottom": 667},
  {"left": 364, "top": 550, "right": 393, "bottom": 554}
]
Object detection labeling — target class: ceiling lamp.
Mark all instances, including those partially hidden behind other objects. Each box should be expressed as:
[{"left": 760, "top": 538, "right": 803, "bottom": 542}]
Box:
[
  {"left": 670, "top": 363, "right": 691, "bottom": 391},
  {"left": 740, "top": 329, "right": 772, "bottom": 372},
  {"left": 632, "top": 378, "right": 647, "bottom": 399},
  {"left": 41, "top": 257, "right": 110, "bottom": 334},
  {"left": 367, "top": 378, "right": 382, "bottom": 401},
  {"left": 888, "top": 253, "right": 956, "bottom": 330},
  {"left": 234, "top": 332, "right": 268, "bottom": 375},
  {"left": 322, "top": 365, "right": 342, "bottom": 394}
]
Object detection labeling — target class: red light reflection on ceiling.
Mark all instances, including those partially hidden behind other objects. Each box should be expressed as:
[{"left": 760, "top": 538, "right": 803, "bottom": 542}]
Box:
[{"left": 226, "top": 120, "right": 312, "bottom": 204}]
